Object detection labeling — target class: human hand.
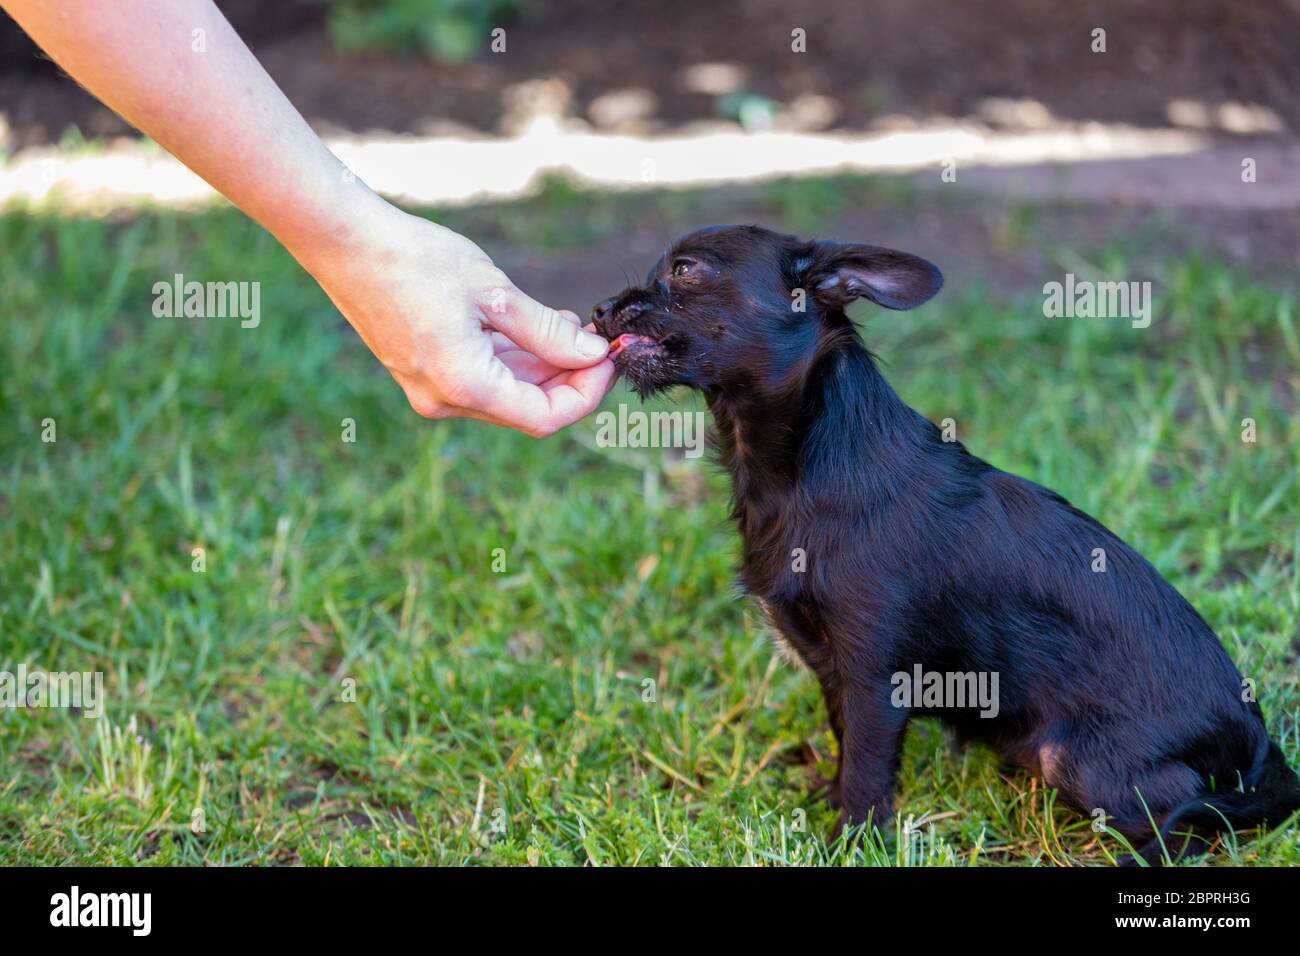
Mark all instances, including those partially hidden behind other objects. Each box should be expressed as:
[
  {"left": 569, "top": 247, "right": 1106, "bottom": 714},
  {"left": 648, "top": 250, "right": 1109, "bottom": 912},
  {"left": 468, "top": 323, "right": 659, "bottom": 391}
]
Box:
[
  {"left": 0, "top": 1, "right": 616, "bottom": 435},
  {"left": 301, "top": 201, "right": 616, "bottom": 437},
  {"left": 0, "top": 0, "right": 615, "bottom": 435}
]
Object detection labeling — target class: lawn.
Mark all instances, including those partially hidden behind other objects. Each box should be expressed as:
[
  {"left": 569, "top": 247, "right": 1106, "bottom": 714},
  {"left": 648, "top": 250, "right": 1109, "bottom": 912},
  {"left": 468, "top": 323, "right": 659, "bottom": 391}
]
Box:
[{"left": 1, "top": 179, "right": 1298, "bottom": 865}]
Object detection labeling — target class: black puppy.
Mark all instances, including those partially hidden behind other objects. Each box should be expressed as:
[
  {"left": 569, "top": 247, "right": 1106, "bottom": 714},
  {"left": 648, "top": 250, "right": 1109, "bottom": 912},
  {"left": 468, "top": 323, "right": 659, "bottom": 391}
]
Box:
[{"left": 592, "top": 224, "right": 1299, "bottom": 863}]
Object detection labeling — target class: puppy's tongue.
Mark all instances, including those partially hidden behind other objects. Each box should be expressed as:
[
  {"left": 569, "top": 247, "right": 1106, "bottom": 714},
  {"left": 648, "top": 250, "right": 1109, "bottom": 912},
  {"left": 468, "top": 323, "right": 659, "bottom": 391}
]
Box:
[{"left": 609, "top": 333, "right": 652, "bottom": 359}]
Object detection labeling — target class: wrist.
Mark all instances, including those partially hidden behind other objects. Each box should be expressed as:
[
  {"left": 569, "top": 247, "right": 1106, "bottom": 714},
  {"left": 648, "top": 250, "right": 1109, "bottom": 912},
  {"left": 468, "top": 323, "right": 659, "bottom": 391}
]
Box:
[{"left": 273, "top": 164, "right": 399, "bottom": 279}]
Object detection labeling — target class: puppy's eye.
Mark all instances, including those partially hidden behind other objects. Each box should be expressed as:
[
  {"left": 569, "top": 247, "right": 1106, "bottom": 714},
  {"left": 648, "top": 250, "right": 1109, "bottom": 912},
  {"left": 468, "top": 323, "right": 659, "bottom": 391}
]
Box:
[{"left": 672, "top": 260, "right": 692, "bottom": 278}]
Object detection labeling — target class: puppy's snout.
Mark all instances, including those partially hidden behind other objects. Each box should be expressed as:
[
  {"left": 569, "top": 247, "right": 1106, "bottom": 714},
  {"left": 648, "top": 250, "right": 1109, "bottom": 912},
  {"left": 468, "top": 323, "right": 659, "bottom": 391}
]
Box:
[
  {"left": 590, "top": 295, "right": 647, "bottom": 336},
  {"left": 591, "top": 296, "right": 619, "bottom": 325}
]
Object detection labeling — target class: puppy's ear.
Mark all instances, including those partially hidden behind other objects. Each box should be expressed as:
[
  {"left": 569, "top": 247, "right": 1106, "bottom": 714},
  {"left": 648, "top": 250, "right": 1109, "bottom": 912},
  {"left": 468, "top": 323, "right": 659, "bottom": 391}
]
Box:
[{"left": 802, "top": 242, "right": 943, "bottom": 311}]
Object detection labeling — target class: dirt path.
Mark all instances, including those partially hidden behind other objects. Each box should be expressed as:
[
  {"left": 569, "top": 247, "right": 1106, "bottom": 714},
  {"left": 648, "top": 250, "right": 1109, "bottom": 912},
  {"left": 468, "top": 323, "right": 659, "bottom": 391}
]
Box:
[{"left": 944, "top": 138, "right": 1300, "bottom": 210}]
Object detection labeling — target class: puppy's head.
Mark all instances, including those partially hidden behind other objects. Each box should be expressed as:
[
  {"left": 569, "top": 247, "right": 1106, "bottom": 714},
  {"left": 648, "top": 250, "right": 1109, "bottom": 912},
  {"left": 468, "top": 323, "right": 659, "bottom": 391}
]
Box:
[{"left": 590, "top": 225, "right": 943, "bottom": 398}]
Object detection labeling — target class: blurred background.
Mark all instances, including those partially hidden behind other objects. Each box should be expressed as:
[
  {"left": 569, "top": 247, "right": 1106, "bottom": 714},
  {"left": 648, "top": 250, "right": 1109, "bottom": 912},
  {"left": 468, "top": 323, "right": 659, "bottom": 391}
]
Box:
[
  {"left": 4, "top": 0, "right": 1300, "bottom": 297},
  {"left": 1, "top": 1, "right": 1298, "bottom": 865}
]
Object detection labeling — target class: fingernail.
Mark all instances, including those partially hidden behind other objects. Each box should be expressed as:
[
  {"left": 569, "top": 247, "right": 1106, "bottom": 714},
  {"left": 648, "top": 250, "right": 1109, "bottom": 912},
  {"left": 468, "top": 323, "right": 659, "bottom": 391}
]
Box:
[{"left": 579, "top": 332, "right": 609, "bottom": 358}]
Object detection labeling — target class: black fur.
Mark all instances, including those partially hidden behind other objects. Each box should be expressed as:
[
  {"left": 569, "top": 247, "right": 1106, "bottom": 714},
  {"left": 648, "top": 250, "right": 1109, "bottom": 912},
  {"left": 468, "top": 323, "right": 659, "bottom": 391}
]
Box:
[{"left": 592, "top": 224, "right": 1300, "bottom": 864}]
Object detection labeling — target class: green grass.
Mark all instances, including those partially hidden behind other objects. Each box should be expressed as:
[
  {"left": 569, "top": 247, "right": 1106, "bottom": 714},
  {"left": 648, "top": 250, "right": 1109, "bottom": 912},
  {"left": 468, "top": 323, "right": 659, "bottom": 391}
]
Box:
[{"left": 1, "top": 184, "right": 1298, "bottom": 866}]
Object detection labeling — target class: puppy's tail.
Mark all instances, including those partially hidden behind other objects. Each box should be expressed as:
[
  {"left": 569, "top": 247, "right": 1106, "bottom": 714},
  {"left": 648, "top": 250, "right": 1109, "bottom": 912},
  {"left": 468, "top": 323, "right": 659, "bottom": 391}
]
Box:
[{"left": 1130, "top": 741, "right": 1300, "bottom": 866}]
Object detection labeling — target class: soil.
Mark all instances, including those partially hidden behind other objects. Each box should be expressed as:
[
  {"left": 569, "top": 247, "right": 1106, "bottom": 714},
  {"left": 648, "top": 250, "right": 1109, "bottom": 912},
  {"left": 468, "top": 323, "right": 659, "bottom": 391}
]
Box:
[{"left": 3, "top": 0, "right": 1299, "bottom": 146}]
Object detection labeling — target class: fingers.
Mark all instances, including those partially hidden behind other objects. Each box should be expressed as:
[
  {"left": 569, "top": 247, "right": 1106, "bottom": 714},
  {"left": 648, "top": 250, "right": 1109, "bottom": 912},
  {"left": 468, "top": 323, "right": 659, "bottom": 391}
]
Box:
[
  {"left": 469, "top": 356, "right": 617, "bottom": 437},
  {"left": 483, "top": 285, "right": 609, "bottom": 370},
  {"left": 489, "top": 330, "right": 520, "bottom": 354},
  {"left": 406, "top": 301, "right": 615, "bottom": 435},
  {"left": 495, "top": 348, "right": 559, "bottom": 386}
]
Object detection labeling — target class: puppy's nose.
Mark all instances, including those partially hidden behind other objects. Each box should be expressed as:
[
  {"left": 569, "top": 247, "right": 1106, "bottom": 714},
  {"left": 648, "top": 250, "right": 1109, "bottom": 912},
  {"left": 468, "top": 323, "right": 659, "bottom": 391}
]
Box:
[{"left": 591, "top": 297, "right": 619, "bottom": 323}]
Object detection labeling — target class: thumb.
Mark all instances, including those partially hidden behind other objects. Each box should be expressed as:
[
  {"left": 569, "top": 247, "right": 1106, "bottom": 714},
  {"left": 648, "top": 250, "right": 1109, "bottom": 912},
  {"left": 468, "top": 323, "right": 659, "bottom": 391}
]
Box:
[{"left": 484, "top": 286, "right": 609, "bottom": 369}]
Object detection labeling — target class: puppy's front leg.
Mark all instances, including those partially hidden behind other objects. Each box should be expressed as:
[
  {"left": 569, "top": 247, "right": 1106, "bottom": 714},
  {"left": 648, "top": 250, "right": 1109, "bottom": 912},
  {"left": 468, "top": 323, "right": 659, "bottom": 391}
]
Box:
[
  {"left": 835, "top": 679, "right": 908, "bottom": 833},
  {"left": 806, "top": 678, "right": 845, "bottom": 809}
]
